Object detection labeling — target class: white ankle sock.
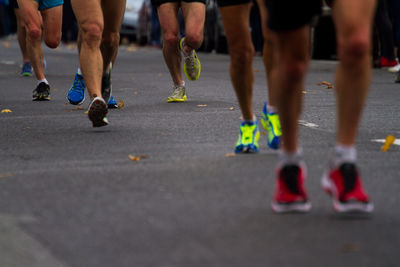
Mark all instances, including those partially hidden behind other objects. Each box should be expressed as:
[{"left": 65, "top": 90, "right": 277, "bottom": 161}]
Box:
[
  {"left": 38, "top": 78, "right": 49, "bottom": 85},
  {"left": 333, "top": 144, "right": 356, "bottom": 166},
  {"left": 279, "top": 149, "right": 303, "bottom": 166}
]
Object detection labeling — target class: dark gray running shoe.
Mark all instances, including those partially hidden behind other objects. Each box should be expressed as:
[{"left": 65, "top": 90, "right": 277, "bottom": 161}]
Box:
[{"left": 32, "top": 82, "right": 50, "bottom": 101}]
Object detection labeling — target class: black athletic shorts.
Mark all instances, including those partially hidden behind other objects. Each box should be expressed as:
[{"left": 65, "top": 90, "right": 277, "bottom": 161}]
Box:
[
  {"left": 151, "top": 0, "right": 206, "bottom": 7},
  {"left": 9, "top": 0, "right": 19, "bottom": 9},
  {"left": 266, "top": 0, "right": 322, "bottom": 32},
  {"left": 216, "top": 0, "right": 251, "bottom": 7}
]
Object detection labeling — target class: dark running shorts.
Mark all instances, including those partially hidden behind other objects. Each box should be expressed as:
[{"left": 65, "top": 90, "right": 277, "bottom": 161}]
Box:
[
  {"left": 216, "top": 0, "right": 251, "bottom": 7},
  {"left": 266, "top": 0, "right": 322, "bottom": 32},
  {"left": 10, "top": 0, "right": 19, "bottom": 9},
  {"left": 151, "top": 0, "right": 206, "bottom": 7}
]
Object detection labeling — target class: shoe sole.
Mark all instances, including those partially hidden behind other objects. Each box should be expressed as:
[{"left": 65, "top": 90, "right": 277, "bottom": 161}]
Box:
[
  {"left": 32, "top": 95, "right": 50, "bottom": 101},
  {"left": 88, "top": 99, "right": 108, "bottom": 127},
  {"left": 180, "top": 37, "right": 201, "bottom": 81},
  {"left": 321, "top": 172, "right": 374, "bottom": 213},
  {"left": 183, "top": 53, "right": 201, "bottom": 81},
  {"left": 271, "top": 201, "right": 312, "bottom": 213},
  {"left": 22, "top": 73, "right": 33, "bottom": 77}
]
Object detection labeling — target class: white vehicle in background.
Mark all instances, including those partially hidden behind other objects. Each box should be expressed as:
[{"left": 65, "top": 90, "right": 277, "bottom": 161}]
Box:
[{"left": 120, "top": 0, "right": 143, "bottom": 42}]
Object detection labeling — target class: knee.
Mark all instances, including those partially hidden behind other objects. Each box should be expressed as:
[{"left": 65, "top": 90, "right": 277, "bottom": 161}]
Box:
[
  {"left": 184, "top": 32, "right": 203, "bottom": 49},
  {"left": 338, "top": 30, "right": 370, "bottom": 66},
  {"left": 80, "top": 21, "right": 103, "bottom": 47},
  {"left": 102, "top": 31, "right": 120, "bottom": 47},
  {"left": 44, "top": 34, "right": 61, "bottom": 49},
  {"left": 280, "top": 55, "right": 308, "bottom": 84},
  {"left": 163, "top": 32, "right": 179, "bottom": 48},
  {"left": 229, "top": 43, "right": 254, "bottom": 67},
  {"left": 27, "top": 25, "right": 42, "bottom": 42}
]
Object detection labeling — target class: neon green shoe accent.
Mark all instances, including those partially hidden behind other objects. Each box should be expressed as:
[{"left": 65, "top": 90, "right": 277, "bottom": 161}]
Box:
[
  {"left": 180, "top": 37, "right": 201, "bottom": 81},
  {"left": 167, "top": 84, "right": 187, "bottom": 102},
  {"left": 261, "top": 112, "right": 281, "bottom": 149},
  {"left": 235, "top": 122, "right": 260, "bottom": 153}
]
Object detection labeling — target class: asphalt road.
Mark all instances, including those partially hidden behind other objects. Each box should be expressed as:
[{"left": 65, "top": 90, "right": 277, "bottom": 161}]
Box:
[{"left": 0, "top": 38, "right": 399, "bottom": 267}]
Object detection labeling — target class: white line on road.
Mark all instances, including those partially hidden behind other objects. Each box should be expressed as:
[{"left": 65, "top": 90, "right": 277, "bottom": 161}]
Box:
[
  {"left": 298, "top": 120, "right": 319, "bottom": 128},
  {"left": 371, "top": 139, "right": 400, "bottom": 146}
]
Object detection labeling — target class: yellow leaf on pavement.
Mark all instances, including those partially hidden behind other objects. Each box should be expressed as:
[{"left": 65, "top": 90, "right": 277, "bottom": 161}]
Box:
[
  {"left": 381, "top": 134, "right": 396, "bottom": 152},
  {"left": 1, "top": 109, "right": 12, "bottom": 113},
  {"left": 117, "top": 100, "right": 125, "bottom": 109}
]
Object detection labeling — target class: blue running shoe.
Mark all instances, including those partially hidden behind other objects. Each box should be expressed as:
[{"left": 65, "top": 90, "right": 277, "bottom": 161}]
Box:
[
  {"left": 67, "top": 72, "right": 86, "bottom": 105},
  {"left": 260, "top": 102, "right": 281, "bottom": 150},
  {"left": 21, "top": 62, "right": 33, "bottom": 76},
  {"left": 107, "top": 95, "right": 118, "bottom": 109},
  {"left": 235, "top": 120, "right": 260, "bottom": 153}
]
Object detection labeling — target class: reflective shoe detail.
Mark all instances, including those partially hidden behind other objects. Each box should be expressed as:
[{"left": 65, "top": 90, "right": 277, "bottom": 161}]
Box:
[
  {"left": 101, "top": 64, "right": 112, "bottom": 104},
  {"left": 180, "top": 37, "right": 201, "bottom": 81},
  {"left": 260, "top": 102, "right": 281, "bottom": 150},
  {"left": 321, "top": 163, "right": 373, "bottom": 213},
  {"left": 21, "top": 62, "right": 33, "bottom": 76},
  {"left": 167, "top": 84, "right": 187, "bottom": 102},
  {"left": 67, "top": 73, "right": 86, "bottom": 105},
  {"left": 32, "top": 82, "right": 51, "bottom": 101},
  {"left": 107, "top": 95, "right": 118, "bottom": 109},
  {"left": 88, "top": 97, "right": 108, "bottom": 127},
  {"left": 272, "top": 164, "right": 311, "bottom": 213},
  {"left": 234, "top": 121, "right": 260, "bottom": 153}
]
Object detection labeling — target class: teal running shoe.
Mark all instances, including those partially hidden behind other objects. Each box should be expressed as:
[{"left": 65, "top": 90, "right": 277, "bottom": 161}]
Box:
[
  {"left": 260, "top": 102, "right": 281, "bottom": 150},
  {"left": 67, "top": 72, "right": 86, "bottom": 105},
  {"left": 235, "top": 121, "right": 260, "bottom": 153},
  {"left": 107, "top": 95, "right": 118, "bottom": 109},
  {"left": 21, "top": 62, "right": 33, "bottom": 76}
]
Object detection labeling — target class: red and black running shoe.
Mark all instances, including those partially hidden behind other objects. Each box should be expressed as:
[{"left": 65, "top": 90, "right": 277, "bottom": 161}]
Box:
[
  {"left": 272, "top": 164, "right": 311, "bottom": 213},
  {"left": 321, "top": 163, "right": 373, "bottom": 213}
]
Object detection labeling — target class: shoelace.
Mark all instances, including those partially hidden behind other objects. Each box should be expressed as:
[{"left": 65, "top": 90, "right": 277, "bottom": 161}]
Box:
[
  {"left": 72, "top": 76, "right": 84, "bottom": 91},
  {"left": 171, "top": 86, "right": 184, "bottom": 98}
]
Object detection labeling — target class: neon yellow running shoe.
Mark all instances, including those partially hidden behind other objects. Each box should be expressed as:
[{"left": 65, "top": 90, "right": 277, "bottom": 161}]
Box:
[
  {"left": 260, "top": 102, "right": 281, "bottom": 149},
  {"left": 167, "top": 84, "right": 187, "bottom": 102},
  {"left": 235, "top": 121, "right": 260, "bottom": 153},
  {"left": 180, "top": 37, "right": 201, "bottom": 81}
]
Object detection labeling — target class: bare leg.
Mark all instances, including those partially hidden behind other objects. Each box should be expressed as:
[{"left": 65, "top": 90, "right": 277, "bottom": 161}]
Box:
[
  {"left": 219, "top": 3, "right": 255, "bottom": 121},
  {"left": 158, "top": 3, "right": 183, "bottom": 85},
  {"left": 333, "top": 0, "right": 377, "bottom": 145},
  {"left": 71, "top": 0, "right": 103, "bottom": 99},
  {"left": 181, "top": 2, "right": 205, "bottom": 53},
  {"left": 256, "top": 0, "right": 277, "bottom": 107},
  {"left": 14, "top": 8, "right": 30, "bottom": 63},
  {"left": 274, "top": 27, "right": 310, "bottom": 153},
  {"left": 18, "top": 0, "right": 45, "bottom": 80},
  {"left": 101, "top": 0, "right": 126, "bottom": 70}
]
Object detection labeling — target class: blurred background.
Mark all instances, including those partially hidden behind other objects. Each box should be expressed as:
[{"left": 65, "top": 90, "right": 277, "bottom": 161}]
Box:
[{"left": 0, "top": 0, "right": 337, "bottom": 59}]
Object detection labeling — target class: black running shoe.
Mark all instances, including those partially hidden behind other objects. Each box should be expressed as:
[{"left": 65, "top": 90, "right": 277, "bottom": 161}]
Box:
[
  {"left": 88, "top": 97, "right": 108, "bottom": 127},
  {"left": 32, "top": 82, "right": 50, "bottom": 101},
  {"left": 101, "top": 65, "right": 112, "bottom": 104}
]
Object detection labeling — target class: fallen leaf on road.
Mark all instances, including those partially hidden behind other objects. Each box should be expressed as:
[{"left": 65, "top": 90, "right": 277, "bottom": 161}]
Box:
[
  {"left": 317, "top": 81, "right": 334, "bottom": 89},
  {"left": 84, "top": 111, "right": 88, "bottom": 114},
  {"left": 224, "top": 153, "right": 236, "bottom": 157},
  {"left": 67, "top": 109, "right": 72, "bottom": 112},
  {"left": 197, "top": 104, "right": 207, "bottom": 107},
  {"left": 25, "top": 126, "right": 31, "bottom": 130},
  {"left": 76, "top": 106, "right": 84, "bottom": 110},
  {"left": 1, "top": 109, "right": 12, "bottom": 113},
  {"left": 2, "top": 41, "right": 10, "bottom": 48},
  {"left": 0, "top": 173, "right": 13, "bottom": 179},
  {"left": 128, "top": 154, "right": 148, "bottom": 161},
  {"left": 381, "top": 134, "right": 396, "bottom": 151},
  {"left": 127, "top": 44, "right": 138, "bottom": 52},
  {"left": 118, "top": 100, "right": 125, "bottom": 109},
  {"left": 229, "top": 107, "right": 234, "bottom": 110}
]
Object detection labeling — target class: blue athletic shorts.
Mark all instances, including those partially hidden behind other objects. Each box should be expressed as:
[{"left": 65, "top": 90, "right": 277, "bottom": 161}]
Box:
[{"left": 35, "top": 0, "right": 63, "bottom": 10}]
